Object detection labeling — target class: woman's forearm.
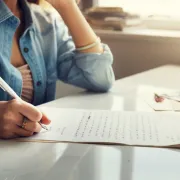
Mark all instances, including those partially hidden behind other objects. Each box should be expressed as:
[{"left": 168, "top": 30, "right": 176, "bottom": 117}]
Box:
[{"left": 56, "top": 2, "right": 103, "bottom": 53}]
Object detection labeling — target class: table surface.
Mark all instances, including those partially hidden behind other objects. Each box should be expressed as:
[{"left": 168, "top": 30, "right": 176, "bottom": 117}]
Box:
[{"left": 1, "top": 65, "right": 180, "bottom": 180}]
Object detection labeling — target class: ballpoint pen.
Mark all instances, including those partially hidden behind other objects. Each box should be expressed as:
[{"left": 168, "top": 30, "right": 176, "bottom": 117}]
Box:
[{"left": 0, "top": 77, "right": 48, "bottom": 130}]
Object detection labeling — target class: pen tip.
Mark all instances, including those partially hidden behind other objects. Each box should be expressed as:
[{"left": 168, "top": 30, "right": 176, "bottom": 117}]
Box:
[{"left": 41, "top": 124, "right": 48, "bottom": 131}]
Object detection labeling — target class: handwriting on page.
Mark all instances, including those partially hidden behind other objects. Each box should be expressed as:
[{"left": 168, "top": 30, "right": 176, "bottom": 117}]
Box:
[
  {"left": 23, "top": 107, "right": 180, "bottom": 147},
  {"left": 74, "top": 111, "right": 158, "bottom": 140},
  {"left": 73, "top": 111, "right": 180, "bottom": 146},
  {"left": 41, "top": 126, "right": 67, "bottom": 135}
]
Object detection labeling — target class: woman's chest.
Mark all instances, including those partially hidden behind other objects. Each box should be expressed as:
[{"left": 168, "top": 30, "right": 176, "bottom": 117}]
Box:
[
  {"left": 10, "top": 21, "right": 26, "bottom": 68},
  {"left": 11, "top": 36, "right": 26, "bottom": 67}
]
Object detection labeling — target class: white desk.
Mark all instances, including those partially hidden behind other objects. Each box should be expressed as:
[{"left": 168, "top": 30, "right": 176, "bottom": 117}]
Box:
[{"left": 1, "top": 65, "right": 180, "bottom": 180}]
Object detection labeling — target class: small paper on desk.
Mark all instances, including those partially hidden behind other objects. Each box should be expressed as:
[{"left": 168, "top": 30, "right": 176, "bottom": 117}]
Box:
[
  {"left": 144, "top": 92, "right": 180, "bottom": 111},
  {"left": 137, "top": 85, "right": 180, "bottom": 111},
  {"left": 19, "top": 107, "right": 180, "bottom": 148}
]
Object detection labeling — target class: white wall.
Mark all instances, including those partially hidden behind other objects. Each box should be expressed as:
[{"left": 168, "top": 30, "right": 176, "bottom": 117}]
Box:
[
  {"left": 97, "top": 29, "right": 180, "bottom": 79},
  {"left": 56, "top": 29, "right": 180, "bottom": 98}
]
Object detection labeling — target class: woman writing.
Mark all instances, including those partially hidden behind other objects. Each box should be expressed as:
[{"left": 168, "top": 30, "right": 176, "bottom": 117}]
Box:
[{"left": 0, "top": 0, "right": 115, "bottom": 138}]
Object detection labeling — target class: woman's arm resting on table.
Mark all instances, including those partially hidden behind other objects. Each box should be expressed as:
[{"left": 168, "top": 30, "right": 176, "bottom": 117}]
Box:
[{"left": 48, "top": 0, "right": 115, "bottom": 91}]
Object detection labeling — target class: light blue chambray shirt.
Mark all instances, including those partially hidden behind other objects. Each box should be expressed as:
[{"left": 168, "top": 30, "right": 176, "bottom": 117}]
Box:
[{"left": 0, "top": 0, "right": 115, "bottom": 105}]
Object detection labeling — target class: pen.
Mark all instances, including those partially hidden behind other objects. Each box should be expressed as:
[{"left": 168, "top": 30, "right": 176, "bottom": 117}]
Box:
[{"left": 0, "top": 77, "right": 48, "bottom": 130}]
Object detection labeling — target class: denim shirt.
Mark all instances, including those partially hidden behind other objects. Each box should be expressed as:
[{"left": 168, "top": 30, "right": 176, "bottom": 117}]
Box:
[{"left": 0, "top": 0, "right": 115, "bottom": 105}]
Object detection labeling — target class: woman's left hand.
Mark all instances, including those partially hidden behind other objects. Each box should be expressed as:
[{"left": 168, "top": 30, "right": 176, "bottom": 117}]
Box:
[{"left": 45, "top": 0, "right": 80, "bottom": 10}]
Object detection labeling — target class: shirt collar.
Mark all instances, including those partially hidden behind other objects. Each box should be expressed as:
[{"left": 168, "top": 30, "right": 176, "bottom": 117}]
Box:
[
  {"left": 0, "top": 0, "right": 33, "bottom": 30},
  {"left": 0, "top": 0, "right": 13, "bottom": 23}
]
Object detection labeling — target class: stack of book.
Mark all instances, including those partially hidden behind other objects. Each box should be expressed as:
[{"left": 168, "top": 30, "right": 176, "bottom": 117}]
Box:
[{"left": 84, "top": 7, "right": 142, "bottom": 31}]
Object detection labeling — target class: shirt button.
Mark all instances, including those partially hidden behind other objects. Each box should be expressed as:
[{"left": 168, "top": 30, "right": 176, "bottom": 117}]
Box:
[
  {"left": 36, "top": 81, "right": 42, "bottom": 87},
  {"left": 24, "top": 47, "right": 29, "bottom": 53}
]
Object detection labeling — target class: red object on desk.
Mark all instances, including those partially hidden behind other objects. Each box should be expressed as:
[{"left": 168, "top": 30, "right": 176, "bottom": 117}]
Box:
[{"left": 154, "top": 94, "right": 165, "bottom": 103}]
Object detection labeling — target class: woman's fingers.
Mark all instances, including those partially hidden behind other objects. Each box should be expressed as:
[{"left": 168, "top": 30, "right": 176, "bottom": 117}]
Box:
[
  {"left": 41, "top": 113, "right": 51, "bottom": 125},
  {"left": 11, "top": 102, "right": 50, "bottom": 132},
  {"left": 12, "top": 100, "right": 42, "bottom": 122},
  {"left": 15, "top": 117, "right": 42, "bottom": 133},
  {"left": 2, "top": 134, "right": 19, "bottom": 139},
  {"left": 15, "top": 126, "right": 34, "bottom": 137},
  {"left": 2, "top": 100, "right": 50, "bottom": 138},
  {"left": 0, "top": 100, "right": 45, "bottom": 139},
  {"left": 22, "top": 120, "right": 42, "bottom": 133}
]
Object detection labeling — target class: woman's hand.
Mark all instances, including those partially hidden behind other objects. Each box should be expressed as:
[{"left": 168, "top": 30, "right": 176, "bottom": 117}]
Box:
[{"left": 0, "top": 99, "right": 51, "bottom": 139}]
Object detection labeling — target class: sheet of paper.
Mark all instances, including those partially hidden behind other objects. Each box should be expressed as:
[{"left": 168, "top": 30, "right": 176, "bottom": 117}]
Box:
[
  {"left": 26, "top": 108, "right": 82, "bottom": 142},
  {"left": 19, "top": 107, "right": 180, "bottom": 147},
  {"left": 137, "top": 85, "right": 180, "bottom": 111},
  {"left": 159, "top": 91, "right": 180, "bottom": 102},
  {"left": 145, "top": 94, "right": 180, "bottom": 111}
]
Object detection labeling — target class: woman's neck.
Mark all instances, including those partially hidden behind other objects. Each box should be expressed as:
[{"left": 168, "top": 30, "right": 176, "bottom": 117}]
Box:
[{"left": 4, "top": 0, "right": 19, "bottom": 13}]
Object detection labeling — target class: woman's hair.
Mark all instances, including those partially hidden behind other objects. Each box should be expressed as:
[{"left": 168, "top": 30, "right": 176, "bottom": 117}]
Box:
[
  {"left": 27, "top": 0, "right": 40, "bottom": 4},
  {"left": 26, "top": 0, "right": 56, "bottom": 11}
]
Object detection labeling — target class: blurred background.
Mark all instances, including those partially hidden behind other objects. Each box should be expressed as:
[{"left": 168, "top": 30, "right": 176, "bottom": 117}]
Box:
[{"left": 56, "top": 0, "right": 180, "bottom": 98}]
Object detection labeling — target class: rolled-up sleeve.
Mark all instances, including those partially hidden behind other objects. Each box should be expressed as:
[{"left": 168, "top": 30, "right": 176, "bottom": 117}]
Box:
[{"left": 56, "top": 21, "right": 115, "bottom": 92}]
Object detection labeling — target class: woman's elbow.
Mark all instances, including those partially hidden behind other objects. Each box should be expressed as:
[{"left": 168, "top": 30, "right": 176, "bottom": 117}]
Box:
[
  {"left": 90, "top": 69, "right": 115, "bottom": 92},
  {"left": 100, "top": 74, "right": 115, "bottom": 92}
]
